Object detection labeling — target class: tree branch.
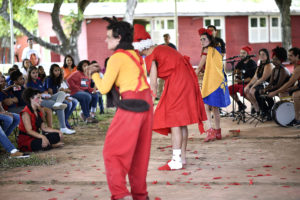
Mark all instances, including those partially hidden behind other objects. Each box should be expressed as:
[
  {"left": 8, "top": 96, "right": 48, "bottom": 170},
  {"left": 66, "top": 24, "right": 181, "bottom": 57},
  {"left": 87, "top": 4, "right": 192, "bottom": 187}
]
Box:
[
  {"left": 0, "top": 0, "right": 62, "bottom": 54},
  {"left": 51, "top": 0, "right": 68, "bottom": 46}
]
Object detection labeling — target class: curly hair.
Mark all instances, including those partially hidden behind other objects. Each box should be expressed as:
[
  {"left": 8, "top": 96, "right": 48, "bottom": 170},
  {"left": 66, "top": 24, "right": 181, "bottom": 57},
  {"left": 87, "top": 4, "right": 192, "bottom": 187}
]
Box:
[
  {"left": 49, "top": 64, "right": 63, "bottom": 88},
  {"left": 272, "top": 46, "right": 287, "bottom": 62},
  {"left": 103, "top": 16, "right": 134, "bottom": 50},
  {"left": 22, "top": 87, "right": 41, "bottom": 106}
]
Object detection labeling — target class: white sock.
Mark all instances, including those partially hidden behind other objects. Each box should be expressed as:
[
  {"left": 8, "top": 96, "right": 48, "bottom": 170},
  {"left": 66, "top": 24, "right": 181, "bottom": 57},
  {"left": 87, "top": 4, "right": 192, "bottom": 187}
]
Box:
[
  {"left": 172, "top": 149, "right": 182, "bottom": 163},
  {"left": 10, "top": 149, "right": 18, "bottom": 154},
  {"left": 90, "top": 107, "right": 97, "bottom": 113}
]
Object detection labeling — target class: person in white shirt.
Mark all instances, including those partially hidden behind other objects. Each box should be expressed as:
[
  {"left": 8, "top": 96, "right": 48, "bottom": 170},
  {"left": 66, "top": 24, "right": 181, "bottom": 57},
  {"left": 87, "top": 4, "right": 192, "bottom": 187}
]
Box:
[{"left": 21, "top": 38, "right": 41, "bottom": 66}]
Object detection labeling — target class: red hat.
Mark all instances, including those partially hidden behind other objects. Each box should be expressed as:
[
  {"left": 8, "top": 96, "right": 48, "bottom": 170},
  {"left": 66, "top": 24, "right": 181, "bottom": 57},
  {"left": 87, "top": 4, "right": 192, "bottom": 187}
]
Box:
[
  {"left": 198, "top": 28, "right": 212, "bottom": 36},
  {"left": 133, "top": 24, "right": 154, "bottom": 51},
  {"left": 241, "top": 46, "right": 253, "bottom": 54}
]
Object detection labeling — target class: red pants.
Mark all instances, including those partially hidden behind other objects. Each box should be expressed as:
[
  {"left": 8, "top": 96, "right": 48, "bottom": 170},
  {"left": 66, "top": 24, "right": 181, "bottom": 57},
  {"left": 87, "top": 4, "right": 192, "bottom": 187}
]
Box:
[
  {"left": 228, "top": 83, "right": 248, "bottom": 96},
  {"left": 103, "top": 89, "right": 153, "bottom": 200}
]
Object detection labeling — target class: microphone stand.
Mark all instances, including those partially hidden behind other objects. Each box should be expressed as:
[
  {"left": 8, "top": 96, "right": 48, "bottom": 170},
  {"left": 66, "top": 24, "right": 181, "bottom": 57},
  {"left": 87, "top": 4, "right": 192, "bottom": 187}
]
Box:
[{"left": 226, "top": 59, "right": 238, "bottom": 119}]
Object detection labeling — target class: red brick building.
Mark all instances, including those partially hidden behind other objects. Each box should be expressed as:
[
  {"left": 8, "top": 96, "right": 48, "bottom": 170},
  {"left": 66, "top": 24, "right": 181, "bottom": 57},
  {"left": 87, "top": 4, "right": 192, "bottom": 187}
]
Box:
[{"left": 31, "top": 1, "right": 300, "bottom": 67}]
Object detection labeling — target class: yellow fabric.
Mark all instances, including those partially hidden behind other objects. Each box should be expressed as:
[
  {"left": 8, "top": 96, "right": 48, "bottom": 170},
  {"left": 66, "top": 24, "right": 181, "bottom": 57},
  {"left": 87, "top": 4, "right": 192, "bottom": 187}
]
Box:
[
  {"left": 92, "top": 50, "right": 149, "bottom": 95},
  {"left": 201, "top": 47, "right": 224, "bottom": 98}
]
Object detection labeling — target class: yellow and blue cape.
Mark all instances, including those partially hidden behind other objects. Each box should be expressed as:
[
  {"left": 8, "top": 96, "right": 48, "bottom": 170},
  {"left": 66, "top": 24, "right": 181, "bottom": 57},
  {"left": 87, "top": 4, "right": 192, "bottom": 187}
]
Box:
[{"left": 201, "top": 47, "right": 231, "bottom": 107}]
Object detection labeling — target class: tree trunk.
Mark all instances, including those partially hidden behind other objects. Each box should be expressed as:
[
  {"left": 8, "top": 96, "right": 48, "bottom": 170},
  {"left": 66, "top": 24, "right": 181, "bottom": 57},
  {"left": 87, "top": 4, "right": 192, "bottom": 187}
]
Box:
[
  {"left": 0, "top": 0, "right": 91, "bottom": 64},
  {"left": 124, "top": 0, "right": 137, "bottom": 24},
  {"left": 275, "top": 0, "right": 292, "bottom": 51}
]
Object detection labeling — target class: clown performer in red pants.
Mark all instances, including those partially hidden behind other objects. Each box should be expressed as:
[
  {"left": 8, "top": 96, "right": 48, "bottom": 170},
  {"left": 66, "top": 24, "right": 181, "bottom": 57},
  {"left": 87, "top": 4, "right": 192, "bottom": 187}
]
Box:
[
  {"left": 132, "top": 24, "right": 207, "bottom": 171},
  {"left": 87, "top": 17, "right": 153, "bottom": 200}
]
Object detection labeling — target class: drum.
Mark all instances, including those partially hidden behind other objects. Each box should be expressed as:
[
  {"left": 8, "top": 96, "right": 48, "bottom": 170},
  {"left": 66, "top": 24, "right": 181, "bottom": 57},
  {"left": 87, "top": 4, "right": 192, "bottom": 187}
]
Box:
[{"left": 272, "top": 101, "right": 295, "bottom": 127}]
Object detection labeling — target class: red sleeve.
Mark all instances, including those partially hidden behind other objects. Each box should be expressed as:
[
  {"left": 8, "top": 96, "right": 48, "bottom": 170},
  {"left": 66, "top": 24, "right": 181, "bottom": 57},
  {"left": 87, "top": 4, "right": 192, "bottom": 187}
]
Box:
[
  {"left": 201, "top": 52, "right": 207, "bottom": 56},
  {"left": 145, "top": 53, "right": 155, "bottom": 74},
  {"left": 67, "top": 71, "right": 81, "bottom": 95}
]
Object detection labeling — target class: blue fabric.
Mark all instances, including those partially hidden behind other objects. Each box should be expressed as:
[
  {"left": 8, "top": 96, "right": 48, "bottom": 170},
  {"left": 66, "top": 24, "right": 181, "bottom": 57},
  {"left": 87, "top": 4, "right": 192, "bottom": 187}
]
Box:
[
  {"left": 45, "top": 77, "right": 60, "bottom": 94},
  {"left": 203, "top": 46, "right": 231, "bottom": 108},
  {"left": 27, "top": 79, "right": 46, "bottom": 92},
  {"left": 0, "top": 91, "right": 17, "bottom": 108},
  {"left": 72, "top": 91, "right": 92, "bottom": 118},
  {"left": 10, "top": 86, "right": 26, "bottom": 106},
  {"left": 64, "top": 98, "right": 78, "bottom": 126},
  {"left": 0, "top": 113, "right": 19, "bottom": 152}
]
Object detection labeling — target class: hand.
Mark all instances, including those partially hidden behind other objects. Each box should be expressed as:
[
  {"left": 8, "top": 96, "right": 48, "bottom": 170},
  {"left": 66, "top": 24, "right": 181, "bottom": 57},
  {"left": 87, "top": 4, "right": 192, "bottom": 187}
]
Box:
[
  {"left": 268, "top": 91, "right": 276, "bottom": 98},
  {"left": 57, "top": 131, "right": 63, "bottom": 139},
  {"left": 87, "top": 64, "right": 101, "bottom": 78},
  {"left": 41, "top": 135, "right": 50, "bottom": 148}
]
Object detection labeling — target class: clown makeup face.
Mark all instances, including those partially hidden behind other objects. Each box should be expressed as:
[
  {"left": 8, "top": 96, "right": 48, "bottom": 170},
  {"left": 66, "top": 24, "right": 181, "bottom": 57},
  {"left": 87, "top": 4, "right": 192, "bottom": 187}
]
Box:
[
  {"left": 105, "top": 30, "right": 121, "bottom": 51},
  {"left": 200, "top": 35, "right": 210, "bottom": 48},
  {"left": 31, "top": 93, "right": 42, "bottom": 106}
]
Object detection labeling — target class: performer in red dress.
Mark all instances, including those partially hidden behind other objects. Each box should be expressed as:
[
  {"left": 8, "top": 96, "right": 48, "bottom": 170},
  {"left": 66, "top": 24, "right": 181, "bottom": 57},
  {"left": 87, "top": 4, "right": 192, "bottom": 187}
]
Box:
[{"left": 133, "top": 24, "right": 207, "bottom": 170}]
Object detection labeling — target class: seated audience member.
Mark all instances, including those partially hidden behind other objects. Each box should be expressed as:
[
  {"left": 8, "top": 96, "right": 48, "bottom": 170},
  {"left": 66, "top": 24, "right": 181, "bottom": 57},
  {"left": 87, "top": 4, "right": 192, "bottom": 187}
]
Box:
[
  {"left": 62, "top": 55, "right": 77, "bottom": 80},
  {"left": 261, "top": 47, "right": 290, "bottom": 95},
  {"left": 269, "top": 47, "right": 300, "bottom": 127},
  {"left": 91, "top": 60, "right": 104, "bottom": 114},
  {"left": 45, "top": 64, "right": 78, "bottom": 130},
  {"left": 0, "top": 111, "right": 29, "bottom": 158},
  {"left": 7, "top": 70, "right": 26, "bottom": 113},
  {"left": 6, "top": 67, "right": 18, "bottom": 86},
  {"left": 228, "top": 46, "right": 257, "bottom": 112},
  {"left": 67, "top": 60, "right": 99, "bottom": 123},
  {"left": 38, "top": 65, "right": 47, "bottom": 85},
  {"left": 0, "top": 76, "right": 19, "bottom": 113},
  {"left": 20, "top": 58, "right": 31, "bottom": 80},
  {"left": 26, "top": 66, "right": 75, "bottom": 134},
  {"left": 244, "top": 48, "right": 274, "bottom": 116},
  {"left": 18, "top": 88, "right": 64, "bottom": 152}
]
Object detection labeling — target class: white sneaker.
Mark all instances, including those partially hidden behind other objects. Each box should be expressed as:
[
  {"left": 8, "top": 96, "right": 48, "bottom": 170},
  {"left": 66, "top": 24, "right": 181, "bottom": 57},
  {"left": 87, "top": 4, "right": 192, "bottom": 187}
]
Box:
[
  {"left": 53, "top": 102, "right": 67, "bottom": 110},
  {"left": 60, "top": 128, "right": 76, "bottom": 135}
]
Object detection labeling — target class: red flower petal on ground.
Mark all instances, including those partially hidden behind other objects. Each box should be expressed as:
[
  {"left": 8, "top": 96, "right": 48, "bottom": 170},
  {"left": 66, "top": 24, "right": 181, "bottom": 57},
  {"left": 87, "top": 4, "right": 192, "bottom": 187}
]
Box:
[
  {"left": 213, "top": 177, "right": 222, "bottom": 180},
  {"left": 257, "top": 174, "right": 264, "bottom": 176},
  {"left": 249, "top": 179, "right": 253, "bottom": 185},
  {"left": 18, "top": 182, "right": 23, "bottom": 184},
  {"left": 282, "top": 185, "right": 290, "bottom": 188},
  {"left": 59, "top": 191, "right": 64, "bottom": 194},
  {"left": 224, "top": 187, "right": 229, "bottom": 189},
  {"left": 204, "top": 186, "right": 211, "bottom": 189},
  {"left": 185, "top": 181, "right": 191, "bottom": 183},
  {"left": 155, "top": 197, "right": 161, "bottom": 200},
  {"left": 193, "top": 151, "right": 198, "bottom": 154},
  {"left": 228, "top": 157, "right": 232, "bottom": 160},
  {"left": 246, "top": 169, "right": 255, "bottom": 171},
  {"left": 152, "top": 181, "right": 158, "bottom": 184},
  {"left": 166, "top": 181, "right": 173, "bottom": 185},
  {"left": 280, "top": 178, "right": 286, "bottom": 180},
  {"left": 296, "top": 168, "right": 300, "bottom": 170},
  {"left": 263, "top": 165, "right": 272, "bottom": 168},
  {"left": 281, "top": 166, "right": 286, "bottom": 169},
  {"left": 48, "top": 198, "right": 57, "bottom": 200},
  {"left": 228, "top": 182, "right": 240, "bottom": 185},
  {"left": 91, "top": 181, "right": 96, "bottom": 185},
  {"left": 182, "top": 172, "right": 190, "bottom": 175},
  {"left": 27, "top": 170, "right": 31, "bottom": 173},
  {"left": 64, "top": 187, "right": 70, "bottom": 190},
  {"left": 204, "top": 184, "right": 210, "bottom": 186},
  {"left": 247, "top": 175, "right": 253, "bottom": 177},
  {"left": 265, "top": 174, "right": 272, "bottom": 176},
  {"left": 44, "top": 188, "right": 55, "bottom": 192},
  {"left": 253, "top": 196, "right": 258, "bottom": 198},
  {"left": 195, "top": 156, "right": 199, "bottom": 159}
]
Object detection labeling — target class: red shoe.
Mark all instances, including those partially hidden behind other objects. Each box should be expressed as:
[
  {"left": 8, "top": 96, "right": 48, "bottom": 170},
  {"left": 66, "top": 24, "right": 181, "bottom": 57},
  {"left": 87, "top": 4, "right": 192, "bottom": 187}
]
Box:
[
  {"left": 158, "top": 163, "right": 172, "bottom": 171},
  {"left": 204, "top": 128, "right": 216, "bottom": 142},
  {"left": 215, "top": 128, "right": 222, "bottom": 140}
]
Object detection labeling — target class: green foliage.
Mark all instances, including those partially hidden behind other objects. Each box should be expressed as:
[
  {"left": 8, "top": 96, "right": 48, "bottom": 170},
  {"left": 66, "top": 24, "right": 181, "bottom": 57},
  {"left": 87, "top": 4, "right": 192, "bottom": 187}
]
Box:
[{"left": 0, "top": 0, "right": 38, "bottom": 37}]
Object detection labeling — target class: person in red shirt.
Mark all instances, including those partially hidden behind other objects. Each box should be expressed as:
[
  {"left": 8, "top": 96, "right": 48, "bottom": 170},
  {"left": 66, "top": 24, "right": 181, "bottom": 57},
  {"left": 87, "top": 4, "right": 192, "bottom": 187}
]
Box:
[{"left": 67, "top": 60, "right": 98, "bottom": 123}]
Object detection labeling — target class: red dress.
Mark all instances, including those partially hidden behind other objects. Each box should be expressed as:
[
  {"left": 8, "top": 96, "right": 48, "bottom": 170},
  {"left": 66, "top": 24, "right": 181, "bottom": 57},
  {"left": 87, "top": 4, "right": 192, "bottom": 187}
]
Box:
[{"left": 145, "top": 45, "right": 207, "bottom": 135}]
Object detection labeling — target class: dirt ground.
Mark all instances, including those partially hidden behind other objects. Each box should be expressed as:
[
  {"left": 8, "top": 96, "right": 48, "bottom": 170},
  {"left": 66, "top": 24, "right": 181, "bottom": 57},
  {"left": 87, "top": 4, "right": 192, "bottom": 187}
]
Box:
[{"left": 0, "top": 110, "right": 300, "bottom": 200}]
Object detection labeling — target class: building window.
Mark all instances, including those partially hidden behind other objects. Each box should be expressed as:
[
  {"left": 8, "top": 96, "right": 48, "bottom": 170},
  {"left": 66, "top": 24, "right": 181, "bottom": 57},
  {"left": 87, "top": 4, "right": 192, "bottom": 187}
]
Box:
[
  {"left": 249, "top": 16, "right": 269, "bottom": 43},
  {"left": 270, "top": 16, "right": 281, "bottom": 42},
  {"left": 249, "top": 16, "right": 281, "bottom": 43},
  {"left": 203, "top": 17, "right": 225, "bottom": 40},
  {"left": 152, "top": 18, "right": 176, "bottom": 45}
]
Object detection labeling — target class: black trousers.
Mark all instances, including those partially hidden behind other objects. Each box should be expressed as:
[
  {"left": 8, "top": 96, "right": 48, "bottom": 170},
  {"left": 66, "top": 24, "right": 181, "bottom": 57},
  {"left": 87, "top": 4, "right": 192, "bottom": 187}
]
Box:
[
  {"left": 31, "top": 132, "right": 60, "bottom": 151},
  {"left": 254, "top": 85, "right": 274, "bottom": 113}
]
